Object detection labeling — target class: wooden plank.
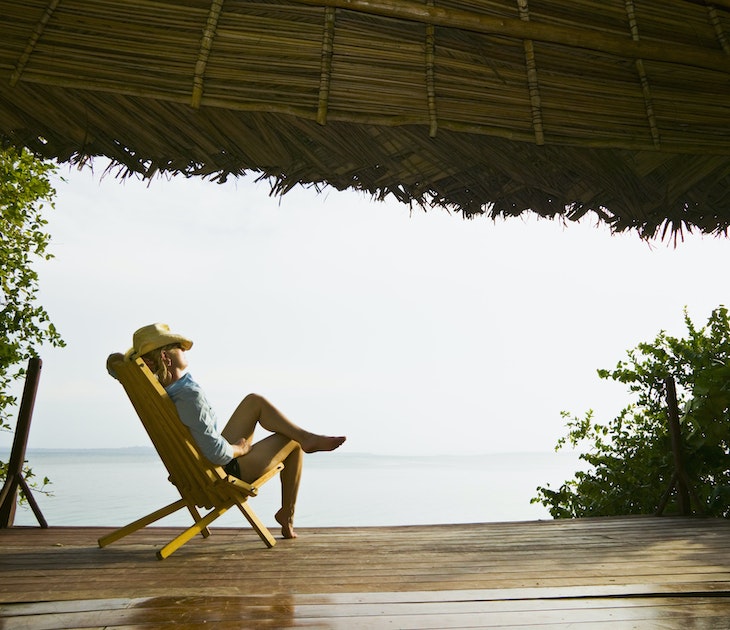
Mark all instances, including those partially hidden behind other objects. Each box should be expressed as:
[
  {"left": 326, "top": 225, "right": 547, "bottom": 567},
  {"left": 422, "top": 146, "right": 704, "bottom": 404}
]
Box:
[
  {"left": 1, "top": 517, "right": 730, "bottom": 612},
  {"left": 4, "top": 593, "right": 730, "bottom": 629}
]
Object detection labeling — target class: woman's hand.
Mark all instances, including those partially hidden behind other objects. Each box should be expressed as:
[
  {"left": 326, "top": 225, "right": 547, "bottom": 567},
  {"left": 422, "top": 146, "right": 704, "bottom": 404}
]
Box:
[{"left": 231, "top": 436, "right": 252, "bottom": 458}]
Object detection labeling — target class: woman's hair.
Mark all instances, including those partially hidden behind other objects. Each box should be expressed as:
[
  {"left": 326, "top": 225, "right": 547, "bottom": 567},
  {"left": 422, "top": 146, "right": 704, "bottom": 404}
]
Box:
[{"left": 142, "top": 343, "right": 180, "bottom": 385}]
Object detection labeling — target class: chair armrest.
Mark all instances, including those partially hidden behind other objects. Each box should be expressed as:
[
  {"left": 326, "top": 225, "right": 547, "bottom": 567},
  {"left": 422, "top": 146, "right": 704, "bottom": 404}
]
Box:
[{"left": 226, "top": 462, "right": 284, "bottom": 496}]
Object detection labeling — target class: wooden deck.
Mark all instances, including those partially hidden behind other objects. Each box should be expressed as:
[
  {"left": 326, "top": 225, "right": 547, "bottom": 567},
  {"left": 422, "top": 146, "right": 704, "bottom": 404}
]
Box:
[{"left": 2, "top": 516, "right": 730, "bottom": 628}]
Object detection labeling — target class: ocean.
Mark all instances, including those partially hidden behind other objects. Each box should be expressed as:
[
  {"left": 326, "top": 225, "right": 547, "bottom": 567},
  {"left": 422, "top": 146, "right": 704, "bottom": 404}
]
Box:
[{"left": 4, "top": 449, "right": 582, "bottom": 529}]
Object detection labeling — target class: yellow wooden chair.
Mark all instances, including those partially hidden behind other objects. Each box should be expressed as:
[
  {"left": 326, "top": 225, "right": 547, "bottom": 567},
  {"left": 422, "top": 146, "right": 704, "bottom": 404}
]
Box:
[{"left": 98, "top": 356, "right": 283, "bottom": 559}]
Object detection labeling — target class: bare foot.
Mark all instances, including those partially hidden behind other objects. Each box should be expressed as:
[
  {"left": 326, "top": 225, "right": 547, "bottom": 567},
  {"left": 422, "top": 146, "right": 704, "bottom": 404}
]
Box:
[
  {"left": 300, "top": 433, "right": 346, "bottom": 454},
  {"left": 275, "top": 509, "right": 297, "bottom": 539}
]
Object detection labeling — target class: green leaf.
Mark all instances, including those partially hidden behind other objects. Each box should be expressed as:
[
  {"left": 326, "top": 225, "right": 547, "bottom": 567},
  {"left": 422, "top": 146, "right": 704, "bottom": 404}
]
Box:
[
  {"left": 0, "top": 146, "right": 63, "bottom": 498},
  {"left": 533, "top": 305, "right": 730, "bottom": 518}
]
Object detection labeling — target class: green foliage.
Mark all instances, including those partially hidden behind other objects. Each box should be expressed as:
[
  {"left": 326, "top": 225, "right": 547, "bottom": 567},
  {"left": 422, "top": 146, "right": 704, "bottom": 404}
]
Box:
[
  {"left": 533, "top": 306, "right": 730, "bottom": 518},
  {"left": 1, "top": 146, "right": 64, "bottom": 499}
]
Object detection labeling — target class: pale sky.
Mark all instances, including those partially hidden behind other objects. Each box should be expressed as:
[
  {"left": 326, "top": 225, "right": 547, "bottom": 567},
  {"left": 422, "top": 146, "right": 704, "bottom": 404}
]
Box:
[{"left": 2, "top": 161, "right": 728, "bottom": 456}]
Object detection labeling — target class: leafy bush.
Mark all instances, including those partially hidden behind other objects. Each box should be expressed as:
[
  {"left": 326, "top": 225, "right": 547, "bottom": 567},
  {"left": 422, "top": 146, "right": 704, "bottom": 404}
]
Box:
[
  {"left": 533, "top": 306, "right": 730, "bottom": 518},
  {"left": 1, "top": 146, "right": 64, "bottom": 499}
]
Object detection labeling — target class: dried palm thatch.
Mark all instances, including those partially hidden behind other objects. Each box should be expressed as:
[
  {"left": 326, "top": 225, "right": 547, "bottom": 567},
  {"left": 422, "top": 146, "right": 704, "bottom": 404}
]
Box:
[{"left": 2, "top": 0, "right": 730, "bottom": 238}]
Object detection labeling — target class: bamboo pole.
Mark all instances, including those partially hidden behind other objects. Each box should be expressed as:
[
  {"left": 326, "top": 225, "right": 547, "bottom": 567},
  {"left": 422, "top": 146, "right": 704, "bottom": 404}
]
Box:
[
  {"left": 317, "top": 6, "right": 336, "bottom": 125},
  {"left": 706, "top": 3, "right": 730, "bottom": 54},
  {"left": 191, "top": 0, "right": 225, "bottom": 109},
  {"left": 11, "top": 69, "right": 730, "bottom": 156},
  {"left": 292, "top": 0, "right": 730, "bottom": 72},
  {"left": 425, "top": 0, "right": 437, "bottom": 138},
  {"left": 517, "top": 0, "right": 544, "bottom": 146},
  {"left": 625, "top": 0, "right": 661, "bottom": 149},
  {"left": 10, "top": 0, "right": 62, "bottom": 87}
]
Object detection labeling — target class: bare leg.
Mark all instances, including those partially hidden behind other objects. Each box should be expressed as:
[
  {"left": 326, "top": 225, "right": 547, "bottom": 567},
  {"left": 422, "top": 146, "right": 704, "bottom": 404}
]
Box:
[
  {"left": 222, "top": 393, "right": 346, "bottom": 453},
  {"left": 222, "top": 393, "right": 344, "bottom": 538},
  {"left": 235, "top": 434, "right": 302, "bottom": 539},
  {"left": 276, "top": 446, "right": 303, "bottom": 539}
]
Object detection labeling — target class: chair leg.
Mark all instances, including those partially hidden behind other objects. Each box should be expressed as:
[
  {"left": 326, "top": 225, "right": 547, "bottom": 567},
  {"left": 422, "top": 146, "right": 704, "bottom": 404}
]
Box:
[
  {"left": 156, "top": 503, "right": 233, "bottom": 560},
  {"left": 236, "top": 501, "right": 277, "bottom": 548},
  {"left": 98, "top": 498, "right": 187, "bottom": 548},
  {"left": 153, "top": 501, "right": 276, "bottom": 558},
  {"left": 184, "top": 502, "right": 211, "bottom": 538}
]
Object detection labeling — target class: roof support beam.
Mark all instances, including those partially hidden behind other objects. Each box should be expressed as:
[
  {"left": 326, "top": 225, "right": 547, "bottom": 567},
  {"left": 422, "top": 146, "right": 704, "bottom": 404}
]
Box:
[
  {"left": 10, "top": 0, "right": 61, "bottom": 87},
  {"left": 317, "top": 6, "right": 336, "bottom": 125},
  {"left": 292, "top": 0, "right": 730, "bottom": 73},
  {"left": 425, "top": 0, "right": 437, "bottom": 137},
  {"left": 192, "top": 0, "right": 224, "bottom": 109},
  {"left": 625, "top": 0, "right": 660, "bottom": 149},
  {"left": 517, "top": 0, "right": 544, "bottom": 146},
  {"left": 706, "top": 2, "right": 730, "bottom": 55}
]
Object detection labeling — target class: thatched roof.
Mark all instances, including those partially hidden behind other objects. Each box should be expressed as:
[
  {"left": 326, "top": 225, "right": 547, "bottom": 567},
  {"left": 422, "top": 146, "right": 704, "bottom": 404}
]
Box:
[{"left": 2, "top": 0, "right": 730, "bottom": 238}]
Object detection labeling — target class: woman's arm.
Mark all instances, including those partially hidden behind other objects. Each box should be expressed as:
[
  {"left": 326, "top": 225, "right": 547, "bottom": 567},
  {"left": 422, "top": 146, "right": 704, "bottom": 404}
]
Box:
[
  {"left": 230, "top": 436, "right": 252, "bottom": 458},
  {"left": 170, "top": 384, "right": 236, "bottom": 466}
]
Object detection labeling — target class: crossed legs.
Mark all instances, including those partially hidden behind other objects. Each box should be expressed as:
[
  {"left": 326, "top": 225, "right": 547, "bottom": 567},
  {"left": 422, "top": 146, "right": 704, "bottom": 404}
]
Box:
[{"left": 220, "top": 393, "right": 345, "bottom": 538}]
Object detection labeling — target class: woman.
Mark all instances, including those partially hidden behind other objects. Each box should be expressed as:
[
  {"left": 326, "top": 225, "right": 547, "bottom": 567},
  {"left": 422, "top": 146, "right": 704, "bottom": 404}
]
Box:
[{"left": 110, "top": 323, "right": 346, "bottom": 539}]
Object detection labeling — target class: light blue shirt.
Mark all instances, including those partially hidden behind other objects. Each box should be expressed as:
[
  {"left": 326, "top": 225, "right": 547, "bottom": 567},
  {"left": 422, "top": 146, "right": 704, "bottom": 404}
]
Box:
[{"left": 165, "top": 373, "right": 235, "bottom": 466}]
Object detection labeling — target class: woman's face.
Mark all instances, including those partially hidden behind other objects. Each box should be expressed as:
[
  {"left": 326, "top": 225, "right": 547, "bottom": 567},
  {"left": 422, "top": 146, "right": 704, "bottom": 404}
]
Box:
[{"left": 163, "top": 345, "right": 188, "bottom": 372}]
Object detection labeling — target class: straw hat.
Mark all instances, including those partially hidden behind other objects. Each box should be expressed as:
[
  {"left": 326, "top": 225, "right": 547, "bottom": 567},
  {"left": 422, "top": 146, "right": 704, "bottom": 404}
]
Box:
[{"left": 126, "top": 323, "right": 193, "bottom": 358}]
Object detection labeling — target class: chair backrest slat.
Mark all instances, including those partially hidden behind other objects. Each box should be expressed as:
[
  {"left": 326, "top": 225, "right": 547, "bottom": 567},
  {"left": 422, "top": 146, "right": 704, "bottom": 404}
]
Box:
[{"left": 112, "top": 358, "right": 233, "bottom": 508}]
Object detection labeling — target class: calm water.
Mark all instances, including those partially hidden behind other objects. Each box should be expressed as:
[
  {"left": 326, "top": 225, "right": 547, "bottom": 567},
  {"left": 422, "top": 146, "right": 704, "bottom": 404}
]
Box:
[{"left": 5, "top": 449, "right": 582, "bottom": 529}]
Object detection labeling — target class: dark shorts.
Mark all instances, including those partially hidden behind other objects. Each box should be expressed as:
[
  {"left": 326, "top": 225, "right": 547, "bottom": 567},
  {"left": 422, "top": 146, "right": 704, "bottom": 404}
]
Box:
[{"left": 223, "top": 458, "right": 240, "bottom": 478}]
